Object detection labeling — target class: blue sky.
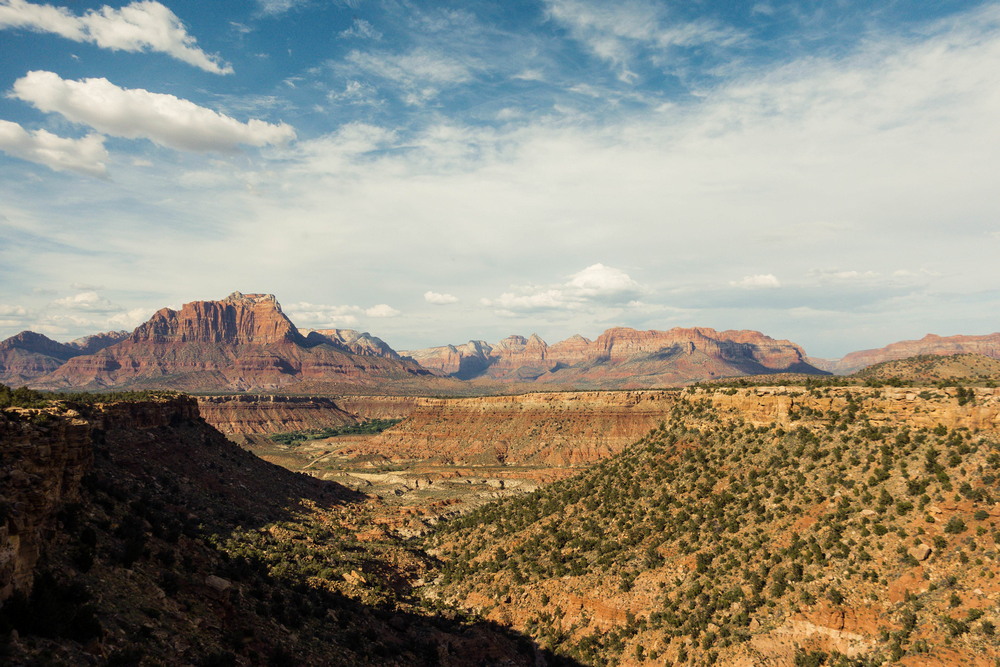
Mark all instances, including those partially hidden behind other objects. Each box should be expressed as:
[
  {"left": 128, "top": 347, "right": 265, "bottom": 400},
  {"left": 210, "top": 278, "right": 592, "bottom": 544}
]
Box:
[{"left": 1, "top": 0, "right": 999, "bottom": 358}]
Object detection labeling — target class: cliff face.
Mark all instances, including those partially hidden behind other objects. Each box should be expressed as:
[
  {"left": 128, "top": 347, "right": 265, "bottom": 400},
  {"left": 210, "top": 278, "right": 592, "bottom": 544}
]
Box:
[
  {"left": 816, "top": 332, "right": 1000, "bottom": 374},
  {"left": 31, "top": 293, "right": 431, "bottom": 392},
  {"left": 0, "top": 396, "right": 202, "bottom": 602},
  {"left": 339, "top": 391, "right": 680, "bottom": 466},
  {"left": 0, "top": 407, "right": 93, "bottom": 600},
  {"left": 404, "top": 327, "right": 822, "bottom": 387},
  {"left": 196, "top": 394, "right": 357, "bottom": 435}
]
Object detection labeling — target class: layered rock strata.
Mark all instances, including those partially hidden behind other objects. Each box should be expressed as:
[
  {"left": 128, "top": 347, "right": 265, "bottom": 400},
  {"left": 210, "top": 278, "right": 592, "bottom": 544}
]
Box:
[
  {"left": 404, "top": 327, "right": 823, "bottom": 387},
  {"left": 31, "top": 292, "right": 431, "bottom": 392}
]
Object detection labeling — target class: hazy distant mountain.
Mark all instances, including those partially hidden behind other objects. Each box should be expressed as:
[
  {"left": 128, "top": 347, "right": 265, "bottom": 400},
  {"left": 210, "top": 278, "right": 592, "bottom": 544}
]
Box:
[
  {"left": 403, "top": 327, "right": 826, "bottom": 388},
  {"left": 811, "top": 332, "right": 1000, "bottom": 374}
]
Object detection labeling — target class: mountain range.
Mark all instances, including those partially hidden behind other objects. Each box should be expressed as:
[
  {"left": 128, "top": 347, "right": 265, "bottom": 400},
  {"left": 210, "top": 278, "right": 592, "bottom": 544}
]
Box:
[{"left": 2, "top": 290, "right": 999, "bottom": 392}]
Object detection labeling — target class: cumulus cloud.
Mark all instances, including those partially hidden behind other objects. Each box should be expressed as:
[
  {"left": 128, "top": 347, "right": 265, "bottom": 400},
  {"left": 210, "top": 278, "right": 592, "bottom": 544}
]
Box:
[
  {"left": 11, "top": 71, "right": 296, "bottom": 152},
  {"left": 424, "top": 290, "right": 458, "bottom": 305},
  {"left": 0, "top": 291, "right": 155, "bottom": 337},
  {"left": 365, "top": 304, "right": 400, "bottom": 317},
  {"left": 731, "top": 274, "right": 781, "bottom": 289},
  {"left": 482, "top": 264, "right": 645, "bottom": 314},
  {"left": 285, "top": 301, "right": 400, "bottom": 328},
  {"left": 0, "top": 119, "right": 107, "bottom": 176},
  {"left": 0, "top": 0, "right": 232, "bottom": 74},
  {"left": 53, "top": 290, "right": 119, "bottom": 312}
]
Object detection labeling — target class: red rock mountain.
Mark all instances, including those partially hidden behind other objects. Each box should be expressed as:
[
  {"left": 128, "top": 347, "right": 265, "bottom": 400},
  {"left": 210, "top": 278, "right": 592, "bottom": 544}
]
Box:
[
  {"left": 31, "top": 292, "right": 431, "bottom": 392},
  {"left": 0, "top": 329, "right": 129, "bottom": 386},
  {"left": 403, "top": 326, "right": 824, "bottom": 388},
  {"left": 811, "top": 332, "right": 1000, "bottom": 374}
]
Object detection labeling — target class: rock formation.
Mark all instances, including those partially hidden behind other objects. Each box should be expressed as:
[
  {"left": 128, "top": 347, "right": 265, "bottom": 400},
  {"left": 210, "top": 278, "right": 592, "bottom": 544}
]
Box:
[
  {"left": 812, "top": 332, "right": 1000, "bottom": 374},
  {"left": 338, "top": 391, "right": 679, "bottom": 466},
  {"left": 404, "top": 327, "right": 824, "bottom": 387},
  {"left": 30, "top": 292, "right": 433, "bottom": 392}
]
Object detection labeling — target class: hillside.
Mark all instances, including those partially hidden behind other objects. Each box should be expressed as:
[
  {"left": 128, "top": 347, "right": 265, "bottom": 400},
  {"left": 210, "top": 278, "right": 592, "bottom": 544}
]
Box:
[
  {"left": 813, "top": 333, "right": 1000, "bottom": 375},
  {"left": 855, "top": 354, "right": 1000, "bottom": 385},
  {"left": 427, "top": 387, "right": 1000, "bottom": 665},
  {"left": 0, "top": 391, "right": 564, "bottom": 665}
]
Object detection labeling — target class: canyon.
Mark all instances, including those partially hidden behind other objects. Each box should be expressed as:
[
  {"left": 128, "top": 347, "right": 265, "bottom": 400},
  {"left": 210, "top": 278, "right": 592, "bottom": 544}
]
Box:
[{"left": 5, "top": 383, "right": 1000, "bottom": 665}]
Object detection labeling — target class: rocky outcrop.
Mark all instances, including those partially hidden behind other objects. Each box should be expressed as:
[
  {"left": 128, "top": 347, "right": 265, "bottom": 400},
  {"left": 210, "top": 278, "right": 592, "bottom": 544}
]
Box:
[
  {"left": 31, "top": 293, "right": 432, "bottom": 392},
  {"left": 815, "top": 332, "right": 1000, "bottom": 374},
  {"left": 405, "top": 327, "right": 823, "bottom": 387},
  {"left": 0, "top": 407, "right": 93, "bottom": 600}
]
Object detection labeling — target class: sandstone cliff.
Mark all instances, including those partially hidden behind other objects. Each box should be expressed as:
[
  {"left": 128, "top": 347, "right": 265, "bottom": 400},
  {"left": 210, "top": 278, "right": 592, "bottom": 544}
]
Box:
[
  {"left": 404, "top": 327, "right": 823, "bottom": 387},
  {"left": 31, "top": 292, "right": 432, "bottom": 392},
  {"left": 338, "top": 391, "right": 680, "bottom": 466}
]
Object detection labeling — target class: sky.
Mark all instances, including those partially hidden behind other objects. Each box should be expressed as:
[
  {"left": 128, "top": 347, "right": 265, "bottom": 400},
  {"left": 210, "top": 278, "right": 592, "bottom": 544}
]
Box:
[{"left": 1, "top": 0, "right": 999, "bottom": 358}]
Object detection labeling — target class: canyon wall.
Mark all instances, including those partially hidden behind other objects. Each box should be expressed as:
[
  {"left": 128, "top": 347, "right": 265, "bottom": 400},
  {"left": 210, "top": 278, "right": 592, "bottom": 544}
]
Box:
[
  {"left": 340, "top": 391, "right": 681, "bottom": 466},
  {"left": 0, "top": 396, "right": 199, "bottom": 601}
]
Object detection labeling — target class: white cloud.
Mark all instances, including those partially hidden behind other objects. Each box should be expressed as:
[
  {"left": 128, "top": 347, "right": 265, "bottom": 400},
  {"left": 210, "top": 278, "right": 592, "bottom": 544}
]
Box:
[
  {"left": 0, "top": 119, "right": 107, "bottom": 177},
  {"left": 566, "top": 263, "right": 642, "bottom": 300},
  {"left": 53, "top": 290, "right": 118, "bottom": 312},
  {"left": 483, "top": 264, "right": 646, "bottom": 314},
  {"left": 0, "top": 0, "right": 232, "bottom": 74},
  {"left": 284, "top": 301, "right": 400, "bottom": 327},
  {"left": 731, "top": 274, "right": 781, "bottom": 289},
  {"left": 424, "top": 291, "right": 458, "bottom": 305},
  {"left": 11, "top": 71, "right": 296, "bottom": 152},
  {"left": 364, "top": 304, "right": 399, "bottom": 317}
]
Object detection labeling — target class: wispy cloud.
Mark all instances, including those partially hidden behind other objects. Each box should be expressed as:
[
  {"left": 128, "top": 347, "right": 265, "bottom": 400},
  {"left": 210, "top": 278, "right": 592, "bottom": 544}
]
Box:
[
  {"left": 543, "top": 0, "right": 744, "bottom": 81},
  {"left": 0, "top": 0, "right": 232, "bottom": 74},
  {"left": 340, "top": 48, "right": 475, "bottom": 104},
  {"left": 12, "top": 71, "right": 296, "bottom": 152}
]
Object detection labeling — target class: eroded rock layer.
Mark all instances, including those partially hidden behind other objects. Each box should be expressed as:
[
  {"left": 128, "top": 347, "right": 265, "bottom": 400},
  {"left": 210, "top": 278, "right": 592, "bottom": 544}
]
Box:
[
  {"left": 31, "top": 292, "right": 432, "bottom": 392},
  {"left": 404, "top": 327, "right": 823, "bottom": 387},
  {"left": 339, "top": 391, "right": 681, "bottom": 466}
]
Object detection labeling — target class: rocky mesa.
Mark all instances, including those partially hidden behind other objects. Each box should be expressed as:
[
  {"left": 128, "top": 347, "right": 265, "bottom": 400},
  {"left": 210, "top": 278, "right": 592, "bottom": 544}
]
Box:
[
  {"left": 29, "top": 292, "right": 433, "bottom": 393},
  {"left": 404, "top": 327, "right": 824, "bottom": 387}
]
